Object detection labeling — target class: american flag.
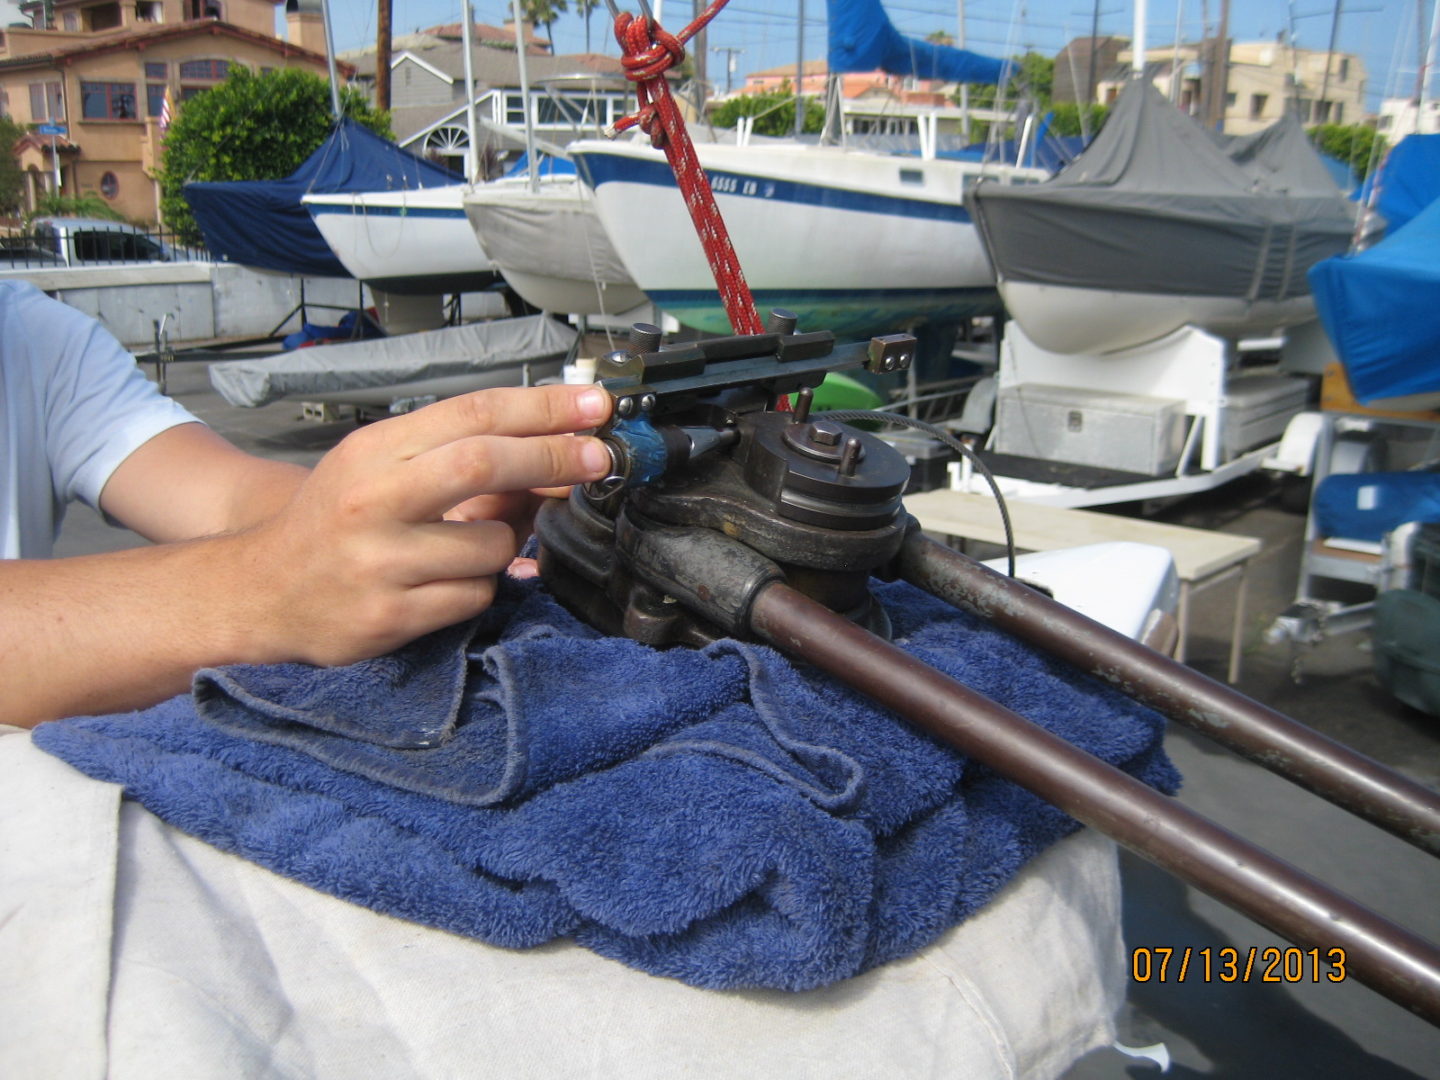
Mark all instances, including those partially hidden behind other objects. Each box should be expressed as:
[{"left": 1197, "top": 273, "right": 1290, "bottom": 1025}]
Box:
[{"left": 159, "top": 88, "right": 173, "bottom": 137}]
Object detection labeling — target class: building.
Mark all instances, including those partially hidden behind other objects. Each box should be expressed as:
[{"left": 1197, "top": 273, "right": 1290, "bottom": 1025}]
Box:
[
  {"left": 0, "top": 0, "right": 340, "bottom": 222},
  {"left": 1090, "top": 37, "right": 1366, "bottom": 135},
  {"left": 342, "top": 22, "right": 632, "bottom": 178},
  {"left": 1377, "top": 95, "right": 1440, "bottom": 137}
]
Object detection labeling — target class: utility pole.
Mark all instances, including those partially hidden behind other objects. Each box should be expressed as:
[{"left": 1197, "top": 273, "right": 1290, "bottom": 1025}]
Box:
[
  {"left": 693, "top": 0, "right": 708, "bottom": 118},
  {"left": 711, "top": 46, "right": 743, "bottom": 94},
  {"left": 1206, "top": 0, "right": 1229, "bottom": 131},
  {"left": 1319, "top": 0, "right": 1343, "bottom": 125},
  {"left": 376, "top": 0, "right": 392, "bottom": 113}
]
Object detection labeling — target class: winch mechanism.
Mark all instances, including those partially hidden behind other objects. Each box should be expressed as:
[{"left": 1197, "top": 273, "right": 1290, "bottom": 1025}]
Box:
[{"left": 536, "top": 312, "right": 918, "bottom": 646}]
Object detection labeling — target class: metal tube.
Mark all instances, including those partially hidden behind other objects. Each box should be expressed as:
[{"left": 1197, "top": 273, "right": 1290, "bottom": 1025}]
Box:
[
  {"left": 748, "top": 582, "right": 1440, "bottom": 1026},
  {"left": 899, "top": 529, "right": 1440, "bottom": 858}
]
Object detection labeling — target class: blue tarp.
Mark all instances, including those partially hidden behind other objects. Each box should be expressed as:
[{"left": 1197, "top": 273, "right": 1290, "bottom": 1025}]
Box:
[
  {"left": 1310, "top": 195, "right": 1440, "bottom": 404},
  {"left": 184, "top": 118, "right": 459, "bottom": 277},
  {"left": 1359, "top": 134, "right": 1440, "bottom": 235},
  {"left": 827, "top": 0, "right": 1008, "bottom": 84}
]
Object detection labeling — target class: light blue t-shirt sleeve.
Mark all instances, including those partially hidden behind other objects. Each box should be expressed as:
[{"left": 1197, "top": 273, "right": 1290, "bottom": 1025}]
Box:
[{"left": 10, "top": 280, "right": 200, "bottom": 513}]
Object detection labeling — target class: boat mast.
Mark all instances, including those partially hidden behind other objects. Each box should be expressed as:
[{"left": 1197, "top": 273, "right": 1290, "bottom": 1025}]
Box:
[
  {"left": 462, "top": 0, "right": 480, "bottom": 180},
  {"left": 957, "top": 1, "right": 970, "bottom": 140},
  {"left": 1133, "top": 0, "right": 1147, "bottom": 78},
  {"left": 318, "top": 0, "right": 343, "bottom": 119},
  {"left": 794, "top": 0, "right": 805, "bottom": 138},
  {"left": 511, "top": 0, "right": 540, "bottom": 192},
  {"left": 376, "top": 0, "right": 392, "bottom": 112}
]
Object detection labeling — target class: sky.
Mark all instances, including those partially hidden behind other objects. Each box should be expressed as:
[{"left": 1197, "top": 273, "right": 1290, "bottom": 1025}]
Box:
[{"left": 322, "top": 0, "right": 1437, "bottom": 109}]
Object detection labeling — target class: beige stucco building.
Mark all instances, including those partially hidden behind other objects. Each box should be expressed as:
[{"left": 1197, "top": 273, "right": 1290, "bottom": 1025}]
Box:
[
  {"left": 1094, "top": 38, "right": 1366, "bottom": 135},
  {"left": 1, "top": 0, "right": 339, "bottom": 222}
]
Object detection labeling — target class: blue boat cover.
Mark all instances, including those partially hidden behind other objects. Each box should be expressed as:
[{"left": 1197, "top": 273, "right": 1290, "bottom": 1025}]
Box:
[
  {"left": 1362, "top": 134, "right": 1440, "bottom": 235},
  {"left": 1310, "top": 195, "right": 1440, "bottom": 404},
  {"left": 827, "top": 0, "right": 1007, "bottom": 84},
  {"left": 184, "top": 118, "right": 459, "bottom": 277}
]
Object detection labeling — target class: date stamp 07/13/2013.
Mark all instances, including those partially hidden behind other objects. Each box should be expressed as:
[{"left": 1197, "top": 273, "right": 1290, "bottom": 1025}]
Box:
[{"left": 1131, "top": 946, "right": 1348, "bottom": 984}]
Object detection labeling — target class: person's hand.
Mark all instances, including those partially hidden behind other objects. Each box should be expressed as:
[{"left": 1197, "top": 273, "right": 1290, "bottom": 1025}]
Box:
[{"left": 231, "top": 384, "right": 612, "bottom": 667}]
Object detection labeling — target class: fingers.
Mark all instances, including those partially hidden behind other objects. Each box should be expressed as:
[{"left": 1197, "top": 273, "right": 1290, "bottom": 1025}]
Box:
[
  {"left": 381, "top": 384, "right": 612, "bottom": 460},
  {"left": 393, "top": 519, "right": 520, "bottom": 585},
  {"left": 374, "top": 432, "right": 608, "bottom": 523}
]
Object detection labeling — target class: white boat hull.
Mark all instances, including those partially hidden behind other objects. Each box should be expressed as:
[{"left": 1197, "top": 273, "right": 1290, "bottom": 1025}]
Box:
[
  {"left": 462, "top": 180, "right": 646, "bottom": 316},
  {"left": 303, "top": 184, "right": 500, "bottom": 296},
  {"left": 571, "top": 140, "right": 1046, "bottom": 335},
  {"left": 998, "top": 279, "right": 1319, "bottom": 355}
]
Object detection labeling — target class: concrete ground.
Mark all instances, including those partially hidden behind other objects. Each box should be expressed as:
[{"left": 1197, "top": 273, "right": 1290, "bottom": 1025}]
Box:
[{"left": 55, "top": 353, "right": 1440, "bottom": 1078}]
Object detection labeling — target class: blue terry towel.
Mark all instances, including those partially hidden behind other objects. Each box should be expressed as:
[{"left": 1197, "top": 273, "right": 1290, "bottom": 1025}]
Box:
[{"left": 35, "top": 578, "right": 1179, "bottom": 991}]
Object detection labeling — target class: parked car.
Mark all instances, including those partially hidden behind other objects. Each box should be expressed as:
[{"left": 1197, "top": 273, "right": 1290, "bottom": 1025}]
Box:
[
  {"left": 0, "top": 243, "right": 66, "bottom": 268},
  {"left": 27, "top": 217, "right": 178, "bottom": 266}
]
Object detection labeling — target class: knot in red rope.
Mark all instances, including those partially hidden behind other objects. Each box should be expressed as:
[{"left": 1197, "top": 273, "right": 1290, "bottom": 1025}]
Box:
[{"left": 614, "top": 13, "right": 685, "bottom": 83}]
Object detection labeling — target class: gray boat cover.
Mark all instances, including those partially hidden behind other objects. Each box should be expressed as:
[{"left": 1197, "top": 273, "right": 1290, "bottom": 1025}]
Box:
[
  {"left": 208, "top": 315, "right": 576, "bottom": 408},
  {"left": 967, "top": 82, "right": 1358, "bottom": 299},
  {"left": 464, "top": 184, "right": 635, "bottom": 289}
]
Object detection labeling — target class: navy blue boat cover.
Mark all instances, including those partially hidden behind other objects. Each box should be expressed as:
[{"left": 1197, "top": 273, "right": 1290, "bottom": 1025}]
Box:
[
  {"left": 184, "top": 118, "right": 458, "bottom": 277},
  {"left": 1310, "top": 194, "right": 1440, "bottom": 405},
  {"left": 827, "top": 0, "right": 1007, "bottom": 84}
]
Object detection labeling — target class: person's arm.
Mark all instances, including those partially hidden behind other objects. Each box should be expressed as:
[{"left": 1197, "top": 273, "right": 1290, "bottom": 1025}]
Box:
[
  {"left": 98, "top": 422, "right": 310, "bottom": 542},
  {"left": 0, "top": 384, "right": 612, "bottom": 729}
]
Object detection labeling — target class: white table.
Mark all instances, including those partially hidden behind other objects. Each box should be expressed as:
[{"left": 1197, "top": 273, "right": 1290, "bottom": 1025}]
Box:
[{"left": 905, "top": 489, "right": 1263, "bottom": 682}]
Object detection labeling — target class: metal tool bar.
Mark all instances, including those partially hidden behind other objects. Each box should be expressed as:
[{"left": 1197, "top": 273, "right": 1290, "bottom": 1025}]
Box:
[
  {"left": 897, "top": 529, "right": 1440, "bottom": 858},
  {"left": 748, "top": 582, "right": 1440, "bottom": 1026}
]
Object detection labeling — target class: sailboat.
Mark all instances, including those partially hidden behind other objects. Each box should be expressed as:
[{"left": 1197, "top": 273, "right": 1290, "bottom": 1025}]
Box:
[
  {"left": 967, "top": 80, "right": 1361, "bottom": 355},
  {"left": 301, "top": 0, "right": 502, "bottom": 297},
  {"left": 461, "top": 163, "right": 646, "bottom": 315},
  {"left": 566, "top": 0, "right": 1047, "bottom": 336}
]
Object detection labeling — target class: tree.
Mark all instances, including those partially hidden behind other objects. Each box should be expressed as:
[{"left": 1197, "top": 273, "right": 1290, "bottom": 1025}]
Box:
[
  {"left": 0, "top": 115, "right": 25, "bottom": 218},
  {"left": 156, "top": 66, "right": 390, "bottom": 242},
  {"left": 1309, "top": 122, "right": 1385, "bottom": 181},
  {"left": 708, "top": 85, "right": 825, "bottom": 137},
  {"left": 925, "top": 30, "right": 955, "bottom": 46},
  {"left": 522, "top": 0, "right": 570, "bottom": 52},
  {"left": 576, "top": 0, "right": 601, "bottom": 53},
  {"left": 1047, "top": 102, "right": 1108, "bottom": 138}
]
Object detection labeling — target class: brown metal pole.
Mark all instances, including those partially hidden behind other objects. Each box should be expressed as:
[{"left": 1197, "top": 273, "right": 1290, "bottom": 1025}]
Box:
[
  {"left": 748, "top": 582, "right": 1440, "bottom": 1026},
  {"left": 898, "top": 529, "right": 1440, "bottom": 858}
]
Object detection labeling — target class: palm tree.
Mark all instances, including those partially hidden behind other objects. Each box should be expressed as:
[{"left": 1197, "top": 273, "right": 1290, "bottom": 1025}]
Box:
[
  {"left": 576, "top": 0, "right": 600, "bottom": 54},
  {"left": 522, "top": 0, "right": 570, "bottom": 54}
]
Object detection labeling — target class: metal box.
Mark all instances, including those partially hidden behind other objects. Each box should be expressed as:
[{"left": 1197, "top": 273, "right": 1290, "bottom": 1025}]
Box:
[
  {"left": 1222, "top": 374, "right": 1310, "bottom": 457},
  {"left": 996, "top": 383, "right": 1187, "bottom": 476}
]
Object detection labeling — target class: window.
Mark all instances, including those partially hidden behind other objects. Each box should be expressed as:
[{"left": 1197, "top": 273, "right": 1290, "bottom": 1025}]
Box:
[
  {"left": 185, "top": 0, "right": 223, "bottom": 19},
  {"left": 145, "top": 62, "right": 168, "bottom": 80},
  {"left": 135, "top": 0, "right": 164, "bottom": 21},
  {"left": 80, "top": 82, "right": 139, "bottom": 121},
  {"left": 62, "top": 12, "right": 78, "bottom": 29},
  {"left": 1249, "top": 93, "right": 1268, "bottom": 120},
  {"left": 1334, "top": 103, "right": 1344, "bottom": 124},
  {"left": 99, "top": 172, "right": 119, "bottom": 199},
  {"left": 28, "top": 81, "right": 64, "bottom": 123},
  {"left": 1226, "top": 92, "right": 1237, "bottom": 108},
  {"left": 1339, "top": 58, "right": 1350, "bottom": 83},
  {"left": 85, "top": 3, "right": 122, "bottom": 31},
  {"left": 179, "top": 59, "right": 229, "bottom": 80},
  {"left": 147, "top": 83, "right": 168, "bottom": 116},
  {"left": 504, "top": 92, "right": 528, "bottom": 126}
]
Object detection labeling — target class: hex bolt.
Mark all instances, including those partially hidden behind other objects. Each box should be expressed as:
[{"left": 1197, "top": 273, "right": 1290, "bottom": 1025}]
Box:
[
  {"left": 628, "top": 322, "right": 663, "bottom": 354},
  {"left": 809, "top": 421, "right": 843, "bottom": 447},
  {"left": 839, "top": 436, "right": 863, "bottom": 477}
]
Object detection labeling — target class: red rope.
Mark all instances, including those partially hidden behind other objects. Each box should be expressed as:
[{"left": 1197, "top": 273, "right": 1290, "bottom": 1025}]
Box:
[{"left": 610, "top": 1, "right": 765, "bottom": 338}]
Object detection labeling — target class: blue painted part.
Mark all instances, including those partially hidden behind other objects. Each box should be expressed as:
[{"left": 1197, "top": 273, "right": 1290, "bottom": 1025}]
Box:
[
  {"left": 576, "top": 151, "right": 972, "bottom": 225},
  {"left": 610, "top": 416, "right": 669, "bottom": 486},
  {"left": 304, "top": 203, "right": 469, "bottom": 219},
  {"left": 826, "top": 0, "right": 1008, "bottom": 84}
]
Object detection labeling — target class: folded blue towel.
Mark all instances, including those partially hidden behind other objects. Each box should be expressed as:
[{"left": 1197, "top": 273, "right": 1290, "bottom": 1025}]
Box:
[{"left": 35, "top": 577, "right": 1178, "bottom": 991}]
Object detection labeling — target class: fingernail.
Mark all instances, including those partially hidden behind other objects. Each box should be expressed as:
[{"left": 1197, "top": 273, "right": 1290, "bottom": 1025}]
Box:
[
  {"left": 577, "top": 387, "right": 610, "bottom": 423},
  {"left": 580, "top": 438, "right": 612, "bottom": 475}
]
